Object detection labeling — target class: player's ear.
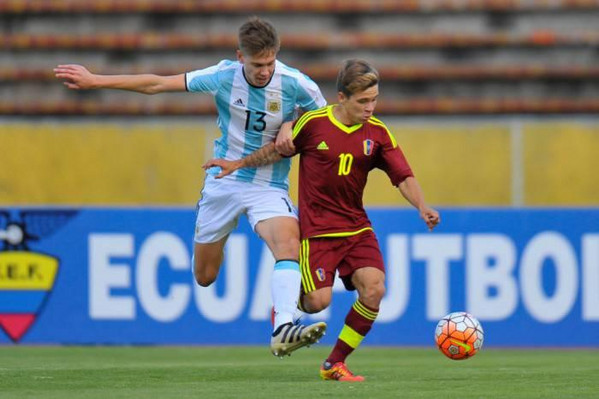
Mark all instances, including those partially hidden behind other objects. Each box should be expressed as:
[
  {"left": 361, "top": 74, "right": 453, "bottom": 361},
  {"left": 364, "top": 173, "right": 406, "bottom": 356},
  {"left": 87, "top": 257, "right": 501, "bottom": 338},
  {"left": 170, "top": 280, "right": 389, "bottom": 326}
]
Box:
[
  {"left": 236, "top": 49, "right": 244, "bottom": 64},
  {"left": 337, "top": 92, "right": 346, "bottom": 103}
]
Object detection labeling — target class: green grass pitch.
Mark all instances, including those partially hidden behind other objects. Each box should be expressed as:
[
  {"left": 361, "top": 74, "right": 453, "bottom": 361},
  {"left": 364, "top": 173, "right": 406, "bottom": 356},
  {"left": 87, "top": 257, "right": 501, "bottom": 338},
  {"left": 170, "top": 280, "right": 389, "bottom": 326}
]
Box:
[{"left": 1, "top": 346, "right": 598, "bottom": 398}]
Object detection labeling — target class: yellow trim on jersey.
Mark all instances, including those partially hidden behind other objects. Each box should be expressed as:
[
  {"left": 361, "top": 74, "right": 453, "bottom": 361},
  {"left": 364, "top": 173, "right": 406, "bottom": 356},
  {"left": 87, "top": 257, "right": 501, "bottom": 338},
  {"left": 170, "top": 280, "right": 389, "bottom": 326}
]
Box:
[
  {"left": 312, "top": 226, "right": 373, "bottom": 238},
  {"left": 369, "top": 117, "right": 398, "bottom": 148},
  {"left": 292, "top": 107, "right": 328, "bottom": 139},
  {"left": 300, "top": 239, "right": 316, "bottom": 293},
  {"left": 353, "top": 300, "right": 378, "bottom": 321},
  {"left": 326, "top": 105, "right": 363, "bottom": 134},
  {"left": 297, "top": 298, "right": 307, "bottom": 312},
  {"left": 339, "top": 324, "right": 365, "bottom": 349}
]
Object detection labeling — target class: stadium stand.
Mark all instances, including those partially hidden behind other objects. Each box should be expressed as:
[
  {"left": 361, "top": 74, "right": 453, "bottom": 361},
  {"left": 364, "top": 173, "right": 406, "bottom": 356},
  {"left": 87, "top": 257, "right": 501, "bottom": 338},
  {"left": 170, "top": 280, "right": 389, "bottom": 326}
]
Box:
[
  {"left": 1, "top": 0, "right": 599, "bottom": 115},
  {"left": 2, "top": 0, "right": 598, "bottom": 206},
  {"left": 1, "top": 0, "right": 599, "bottom": 13}
]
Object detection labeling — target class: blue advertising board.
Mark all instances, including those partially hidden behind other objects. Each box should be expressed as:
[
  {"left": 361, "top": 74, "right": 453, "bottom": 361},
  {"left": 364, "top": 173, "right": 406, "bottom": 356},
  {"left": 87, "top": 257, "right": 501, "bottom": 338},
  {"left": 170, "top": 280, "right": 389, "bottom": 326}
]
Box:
[{"left": 0, "top": 208, "right": 597, "bottom": 346}]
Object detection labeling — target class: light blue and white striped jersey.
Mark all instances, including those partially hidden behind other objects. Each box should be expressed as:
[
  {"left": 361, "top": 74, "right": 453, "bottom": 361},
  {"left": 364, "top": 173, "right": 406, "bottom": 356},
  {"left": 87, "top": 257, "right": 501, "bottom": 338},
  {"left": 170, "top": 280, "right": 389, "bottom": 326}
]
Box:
[{"left": 186, "top": 59, "right": 326, "bottom": 190}]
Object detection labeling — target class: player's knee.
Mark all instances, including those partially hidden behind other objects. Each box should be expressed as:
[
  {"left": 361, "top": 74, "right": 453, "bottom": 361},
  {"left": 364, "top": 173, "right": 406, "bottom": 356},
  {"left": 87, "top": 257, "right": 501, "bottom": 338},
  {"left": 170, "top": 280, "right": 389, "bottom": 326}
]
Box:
[
  {"left": 288, "top": 238, "right": 300, "bottom": 257},
  {"left": 274, "top": 237, "right": 300, "bottom": 260},
  {"left": 303, "top": 294, "right": 330, "bottom": 313},
  {"left": 193, "top": 263, "right": 218, "bottom": 287},
  {"left": 195, "top": 277, "right": 215, "bottom": 287},
  {"left": 361, "top": 282, "right": 386, "bottom": 306},
  {"left": 194, "top": 271, "right": 216, "bottom": 287}
]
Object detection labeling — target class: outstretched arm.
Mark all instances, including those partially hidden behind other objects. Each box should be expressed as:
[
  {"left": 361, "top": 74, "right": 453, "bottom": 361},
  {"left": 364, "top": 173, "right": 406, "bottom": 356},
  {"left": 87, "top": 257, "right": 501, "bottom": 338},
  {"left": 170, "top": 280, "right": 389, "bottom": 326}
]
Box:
[
  {"left": 202, "top": 142, "right": 283, "bottom": 179},
  {"left": 398, "top": 176, "right": 440, "bottom": 231},
  {"left": 54, "top": 64, "right": 185, "bottom": 94}
]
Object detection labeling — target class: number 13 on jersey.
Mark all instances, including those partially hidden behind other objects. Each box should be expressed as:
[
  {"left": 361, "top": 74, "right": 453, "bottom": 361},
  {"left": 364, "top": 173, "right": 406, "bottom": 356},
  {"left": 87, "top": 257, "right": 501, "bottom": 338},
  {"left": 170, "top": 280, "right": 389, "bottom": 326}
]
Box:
[{"left": 338, "top": 153, "right": 354, "bottom": 176}]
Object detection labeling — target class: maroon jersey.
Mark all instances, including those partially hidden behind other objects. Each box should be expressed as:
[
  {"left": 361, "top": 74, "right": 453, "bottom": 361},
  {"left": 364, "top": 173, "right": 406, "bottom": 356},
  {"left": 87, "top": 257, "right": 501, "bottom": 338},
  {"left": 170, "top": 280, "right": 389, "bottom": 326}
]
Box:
[{"left": 292, "top": 105, "right": 414, "bottom": 239}]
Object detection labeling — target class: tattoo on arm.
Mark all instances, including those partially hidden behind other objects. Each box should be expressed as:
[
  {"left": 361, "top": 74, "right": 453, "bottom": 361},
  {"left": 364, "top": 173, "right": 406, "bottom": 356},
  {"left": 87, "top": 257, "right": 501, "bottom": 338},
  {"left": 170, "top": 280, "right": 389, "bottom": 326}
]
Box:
[{"left": 241, "top": 143, "right": 282, "bottom": 168}]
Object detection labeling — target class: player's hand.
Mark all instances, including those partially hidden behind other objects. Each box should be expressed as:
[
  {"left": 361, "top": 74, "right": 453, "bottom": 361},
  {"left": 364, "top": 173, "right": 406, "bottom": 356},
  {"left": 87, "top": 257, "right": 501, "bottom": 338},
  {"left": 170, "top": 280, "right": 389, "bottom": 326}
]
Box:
[
  {"left": 53, "top": 64, "right": 96, "bottom": 90},
  {"left": 420, "top": 206, "right": 440, "bottom": 231},
  {"left": 202, "top": 158, "right": 242, "bottom": 179},
  {"left": 275, "top": 121, "right": 295, "bottom": 157}
]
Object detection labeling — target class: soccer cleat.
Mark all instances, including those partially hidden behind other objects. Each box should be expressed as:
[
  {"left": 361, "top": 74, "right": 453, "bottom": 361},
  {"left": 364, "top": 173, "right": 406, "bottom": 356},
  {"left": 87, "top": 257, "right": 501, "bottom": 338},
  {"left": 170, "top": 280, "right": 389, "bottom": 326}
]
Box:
[
  {"left": 319, "top": 361, "right": 365, "bottom": 382},
  {"left": 270, "top": 321, "right": 327, "bottom": 357}
]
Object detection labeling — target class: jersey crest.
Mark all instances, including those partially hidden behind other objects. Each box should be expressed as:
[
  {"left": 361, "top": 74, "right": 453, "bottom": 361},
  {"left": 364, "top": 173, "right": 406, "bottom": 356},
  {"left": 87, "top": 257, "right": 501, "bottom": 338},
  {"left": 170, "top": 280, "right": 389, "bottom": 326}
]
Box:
[
  {"left": 363, "top": 139, "right": 374, "bottom": 156},
  {"left": 267, "top": 100, "right": 281, "bottom": 112}
]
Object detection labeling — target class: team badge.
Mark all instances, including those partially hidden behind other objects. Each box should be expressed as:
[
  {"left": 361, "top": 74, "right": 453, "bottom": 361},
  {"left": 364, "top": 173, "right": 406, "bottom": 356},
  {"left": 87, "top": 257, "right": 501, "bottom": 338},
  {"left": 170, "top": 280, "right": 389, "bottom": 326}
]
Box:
[
  {"left": 316, "top": 268, "right": 326, "bottom": 282},
  {"left": 267, "top": 100, "right": 281, "bottom": 113},
  {"left": 0, "top": 210, "right": 76, "bottom": 343},
  {"left": 363, "top": 139, "right": 374, "bottom": 156}
]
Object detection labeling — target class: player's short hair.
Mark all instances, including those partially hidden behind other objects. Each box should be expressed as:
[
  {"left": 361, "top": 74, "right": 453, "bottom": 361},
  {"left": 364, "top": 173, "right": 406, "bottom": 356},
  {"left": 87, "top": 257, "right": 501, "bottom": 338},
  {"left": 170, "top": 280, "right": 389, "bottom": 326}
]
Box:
[
  {"left": 238, "top": 17, "right": 280, "bottom": 57},
  {"left": 336, "top": 59, "right": 379, "bottom": 98}
]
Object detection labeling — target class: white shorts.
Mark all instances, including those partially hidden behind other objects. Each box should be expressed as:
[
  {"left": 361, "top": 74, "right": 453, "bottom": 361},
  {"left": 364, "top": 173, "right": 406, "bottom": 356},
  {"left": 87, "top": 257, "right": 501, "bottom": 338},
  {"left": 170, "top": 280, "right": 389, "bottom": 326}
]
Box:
[{"left": 194, "top": 176, "right": 298, "bottom": 244}]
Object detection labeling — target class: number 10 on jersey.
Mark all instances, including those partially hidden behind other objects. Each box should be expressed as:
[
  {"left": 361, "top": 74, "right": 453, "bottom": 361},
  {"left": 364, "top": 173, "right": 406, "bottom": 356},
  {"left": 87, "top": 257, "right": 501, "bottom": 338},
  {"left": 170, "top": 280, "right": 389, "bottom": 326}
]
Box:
[{"left": 338, "top": 153, "right": 353, "bottom": 176}]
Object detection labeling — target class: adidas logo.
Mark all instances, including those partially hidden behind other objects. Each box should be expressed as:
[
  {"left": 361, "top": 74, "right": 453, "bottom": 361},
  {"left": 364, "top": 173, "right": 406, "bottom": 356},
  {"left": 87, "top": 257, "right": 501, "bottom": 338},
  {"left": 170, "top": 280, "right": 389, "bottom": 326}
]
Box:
[
  {"left": 234, "top": 98, "right": 244, "bottom": 106},
  {"left": 317, "top": 141, "right": 329, "bottom": 150}
]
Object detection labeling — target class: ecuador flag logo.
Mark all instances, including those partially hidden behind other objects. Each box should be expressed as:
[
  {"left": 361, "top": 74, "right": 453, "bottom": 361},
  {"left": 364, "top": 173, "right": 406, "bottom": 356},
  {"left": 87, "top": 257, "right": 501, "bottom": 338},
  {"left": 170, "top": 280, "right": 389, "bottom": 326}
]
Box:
[{"left": 0, "top": 252, "right": 59, "bottom": 342}]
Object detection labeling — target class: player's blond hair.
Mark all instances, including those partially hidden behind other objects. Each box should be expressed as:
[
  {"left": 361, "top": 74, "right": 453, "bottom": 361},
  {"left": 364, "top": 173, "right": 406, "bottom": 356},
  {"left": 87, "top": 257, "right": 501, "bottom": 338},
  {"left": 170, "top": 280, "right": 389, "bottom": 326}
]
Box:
[
  {"left": 336, "top": 59, "right": 379, "bottom": 97},
  {"left": 238, "top": 17, "right": 280, "bottom": 57}
]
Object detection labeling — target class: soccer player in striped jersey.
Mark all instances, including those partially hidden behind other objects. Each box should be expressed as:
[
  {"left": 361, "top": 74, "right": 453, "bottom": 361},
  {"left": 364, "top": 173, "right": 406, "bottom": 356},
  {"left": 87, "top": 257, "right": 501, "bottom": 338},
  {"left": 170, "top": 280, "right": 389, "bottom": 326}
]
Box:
[
  {"left": 204, "top": 59, "right": 440, "bottom": 381},
  {"left": 54, "top": 17, "right": 327, "bottom": 356}
]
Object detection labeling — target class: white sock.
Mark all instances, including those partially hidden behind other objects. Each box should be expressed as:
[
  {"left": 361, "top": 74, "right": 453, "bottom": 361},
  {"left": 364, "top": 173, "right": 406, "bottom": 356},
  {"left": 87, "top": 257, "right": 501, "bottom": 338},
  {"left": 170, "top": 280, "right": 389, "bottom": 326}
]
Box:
[
  {"left": 271, "top": 260, "right": 301, "bottom": 331},
  {"left": 293, "top": 308, "right": 305, "bottom": 324}
]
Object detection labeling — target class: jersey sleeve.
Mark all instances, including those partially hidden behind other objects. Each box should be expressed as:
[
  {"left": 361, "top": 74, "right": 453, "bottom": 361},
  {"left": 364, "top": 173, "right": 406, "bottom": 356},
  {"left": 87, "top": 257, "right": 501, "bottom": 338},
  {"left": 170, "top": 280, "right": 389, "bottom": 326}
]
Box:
[
  {"left": 375, "top": 124, "right": 414, "bottom": 186},
  {"left": 290, "top": 109, "right": 317, "bottom": 154},
  {"left": 296, "top": 74, "right": 327, "bottom": 112},
  {"left": 185, "top": 60, "right": 231, "bottom": 94},
  {"left": 291, "top": 118, "right": 306, "bottom": 154}
]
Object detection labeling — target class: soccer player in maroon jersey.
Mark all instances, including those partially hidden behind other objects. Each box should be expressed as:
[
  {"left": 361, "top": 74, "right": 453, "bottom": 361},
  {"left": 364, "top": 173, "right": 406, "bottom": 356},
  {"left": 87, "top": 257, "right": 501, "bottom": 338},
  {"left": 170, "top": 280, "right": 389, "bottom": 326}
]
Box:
[{"left": 204, "top": 59, "right": 440, "bottom": 381}]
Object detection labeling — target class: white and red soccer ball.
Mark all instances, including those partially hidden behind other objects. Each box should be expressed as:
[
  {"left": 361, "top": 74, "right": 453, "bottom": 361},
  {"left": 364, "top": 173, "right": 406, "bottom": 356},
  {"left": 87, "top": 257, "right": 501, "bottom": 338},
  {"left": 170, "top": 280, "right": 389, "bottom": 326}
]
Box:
[{"left": 435, "top": 312, "right": 484, "bottom": 360}]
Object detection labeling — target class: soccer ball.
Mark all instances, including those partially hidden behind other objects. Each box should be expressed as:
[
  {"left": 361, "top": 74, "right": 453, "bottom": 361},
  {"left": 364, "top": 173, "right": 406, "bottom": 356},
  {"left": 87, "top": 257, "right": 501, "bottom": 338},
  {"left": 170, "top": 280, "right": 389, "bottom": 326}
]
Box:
[{"left": 435, "top": 312, "right": 484, "bottom": 360}]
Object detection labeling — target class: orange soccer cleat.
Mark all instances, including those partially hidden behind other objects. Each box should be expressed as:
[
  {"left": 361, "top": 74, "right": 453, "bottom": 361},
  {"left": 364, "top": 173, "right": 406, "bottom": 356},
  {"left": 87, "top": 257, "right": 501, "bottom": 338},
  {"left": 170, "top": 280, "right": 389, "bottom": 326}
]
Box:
[{"left": 319, "top": 361, "right": 365, "bottom": 382}]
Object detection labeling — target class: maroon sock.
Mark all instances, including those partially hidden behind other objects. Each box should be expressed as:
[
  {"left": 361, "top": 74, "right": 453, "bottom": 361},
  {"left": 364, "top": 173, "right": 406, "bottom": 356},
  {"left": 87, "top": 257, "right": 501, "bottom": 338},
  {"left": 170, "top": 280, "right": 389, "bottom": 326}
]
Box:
[{"left": 326, "top": 300, "right": 378, "bottom": 365}]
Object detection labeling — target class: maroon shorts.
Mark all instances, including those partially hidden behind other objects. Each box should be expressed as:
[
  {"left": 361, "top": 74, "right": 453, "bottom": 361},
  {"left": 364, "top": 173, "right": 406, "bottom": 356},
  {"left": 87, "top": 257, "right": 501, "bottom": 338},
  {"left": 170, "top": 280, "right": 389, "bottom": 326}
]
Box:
[{"left": 299, "top": 229, "right": 385, "bottom": 293}]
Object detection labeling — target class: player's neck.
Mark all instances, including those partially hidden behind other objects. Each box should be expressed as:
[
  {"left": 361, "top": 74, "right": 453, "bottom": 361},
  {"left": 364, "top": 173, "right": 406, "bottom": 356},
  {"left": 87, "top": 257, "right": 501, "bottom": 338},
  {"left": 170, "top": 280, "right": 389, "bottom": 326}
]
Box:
[{"left": 332, "top": 104, "right": 357, "bottom": 126}]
